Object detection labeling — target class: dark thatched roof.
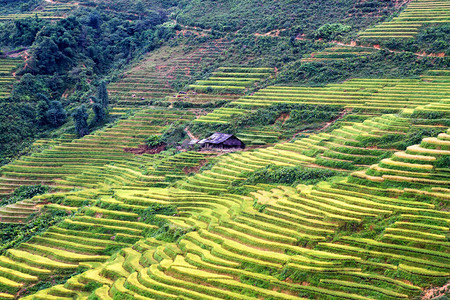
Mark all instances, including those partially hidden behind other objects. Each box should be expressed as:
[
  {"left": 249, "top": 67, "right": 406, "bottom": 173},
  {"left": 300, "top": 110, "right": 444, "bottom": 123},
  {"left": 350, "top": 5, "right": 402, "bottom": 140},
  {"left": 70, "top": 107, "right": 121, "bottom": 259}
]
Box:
[
  {"left": 198, "top": 133, "right": 234, "bottom": 145},
  {"left": 198, "top": 133, "right": 245, "bottom": 148}
]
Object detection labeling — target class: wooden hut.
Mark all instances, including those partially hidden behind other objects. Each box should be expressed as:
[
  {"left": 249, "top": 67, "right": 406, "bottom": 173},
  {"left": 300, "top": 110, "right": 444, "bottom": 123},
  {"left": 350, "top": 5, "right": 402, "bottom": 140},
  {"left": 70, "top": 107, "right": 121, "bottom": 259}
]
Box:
[{"left": 198, "top": 133, "right": 245, "bottom": 150}]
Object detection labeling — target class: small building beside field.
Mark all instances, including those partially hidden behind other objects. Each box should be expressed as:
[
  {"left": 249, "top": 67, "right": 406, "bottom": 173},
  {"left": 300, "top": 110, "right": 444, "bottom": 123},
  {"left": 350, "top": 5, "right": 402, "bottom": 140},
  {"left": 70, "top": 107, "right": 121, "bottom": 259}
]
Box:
[{"left": 198, "top": 133, "right": 245, "bottom": 150}]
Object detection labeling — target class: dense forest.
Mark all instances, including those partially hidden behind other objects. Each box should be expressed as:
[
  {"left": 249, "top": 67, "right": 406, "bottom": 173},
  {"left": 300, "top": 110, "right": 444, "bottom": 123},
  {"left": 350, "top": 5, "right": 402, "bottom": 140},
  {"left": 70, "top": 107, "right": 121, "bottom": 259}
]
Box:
[{"left": 0, "top": 2, "right": 175, "bottom": 164}]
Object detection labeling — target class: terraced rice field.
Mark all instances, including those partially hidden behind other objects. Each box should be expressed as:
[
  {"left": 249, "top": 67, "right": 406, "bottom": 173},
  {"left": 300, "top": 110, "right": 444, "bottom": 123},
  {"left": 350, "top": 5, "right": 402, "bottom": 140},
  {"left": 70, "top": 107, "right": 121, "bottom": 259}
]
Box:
[
  {"left": 108, "top": 40, "right": 230, "bottom": 112},
  {"left": 178, "top": 112, "right": 445, "bottom": 195},
  {"left": 353, "top": 128, "right": 450, "bottom": 189},
  {"left": 232, "top": 76, "right": 450, "bottom": 112},
  {"left": 0, "top": 58, "right": 21, "bottom": 99},
  {"left": 169, "top": 66, "right": 273, "bottom": 106},
  {"left": 150, "top": 151, "right": 215, "bottom": 182},
  {"left": 0, "top": 187, "right": 167, "bottom": 295},
  {"left": 413, "top": 98, "right": 450, "bottom": 116},
  {"left": 0, "top": 109, "right": 195, "bottom": 200},
  {"left": 193, "top": 107, "right": 249, "bottom": 124},
  {"left": 359, "top": 0, "right": 450, "bottom": 39},
  {"left": 59, "top": 151, "right": 215, "bottom": 193},
  {"left": 236, "top": 129, "right": 280, "bottom": 146},
  {"left": 189, "top": 67, "right": 274, "bottom": 94},
  {"left": 276, "top": 114, "right": 415, "bottom": 170},
  {"left": 0, "top": 3, "right": 76, "bottom": 21},
  {"left": 3, "top": 127, "right": 447, "bottom": 299},
  {"left": 169, "top": 90, "right": 241, "bottom": 106},
  {"left": 301, "top": 46, "right": 377, "bottom": 62},
  {"left": 28, "top": 134, "right": 77, "bottom": 152},
  {"left": 0, "top": 50, "right": 449, "bottom": 299}
]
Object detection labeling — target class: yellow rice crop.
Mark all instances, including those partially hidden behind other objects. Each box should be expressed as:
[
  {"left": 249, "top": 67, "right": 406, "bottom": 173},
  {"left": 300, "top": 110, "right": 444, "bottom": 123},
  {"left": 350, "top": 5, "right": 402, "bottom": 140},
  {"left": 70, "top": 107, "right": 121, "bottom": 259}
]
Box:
[
  {"left": 380, "top": 159, "right": 434, "bottom": 170},
  {"left": 394, "top": 151, "right": 436, "bottom": 162},
  {"left": 352, "top": 170, "right": 384, "bottom": 182},
  {"left": 407, "top": 145, "right": 450, "bottom": 155}
]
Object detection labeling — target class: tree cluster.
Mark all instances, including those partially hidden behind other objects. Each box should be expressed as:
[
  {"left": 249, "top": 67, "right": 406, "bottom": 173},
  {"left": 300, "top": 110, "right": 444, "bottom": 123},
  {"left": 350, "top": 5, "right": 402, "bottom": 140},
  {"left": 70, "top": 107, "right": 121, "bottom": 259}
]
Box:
[
  {"left": 36, "top": 93, "right": 67, "bottom": 127},
  {"left": 314, "top": 23, "right": 351, "bottom": 41},
  {"left": 176, "top": 0, "right": 395, "bottom": 36},
  {"left": 277, "top": 50, "right": 450, "bottom": 85},
  {"left": 378, "top": 24, "right": 450, "bottom": 55},
  {"left": 0, "top": 7, "right": 175, "bottom": 163},
  {"left": 236, "top": 165, "right": 339, "bottom": 187},
  {"left": 72, "top": 81, "right": 109, "bottom": 137}
]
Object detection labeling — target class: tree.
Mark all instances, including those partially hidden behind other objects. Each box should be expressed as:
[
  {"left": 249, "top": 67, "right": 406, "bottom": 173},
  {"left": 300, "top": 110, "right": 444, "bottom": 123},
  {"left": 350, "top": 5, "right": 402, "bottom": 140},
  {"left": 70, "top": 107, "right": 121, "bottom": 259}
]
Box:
[
  {"left": 87, "top": 12, "right": 101, "bottom": 30},
  {"left": 72, "top": 105, "right": 89, "bottom": 137},
  {"left": 30, "top": 37, "right": 63, "bottom": 74},
  {"left": 145, "top": 135, "right": 163, "bottom": 148},
  {"left": 314, "top": 23, "right": 351, "bottom": 41},
  {"left": 90, "top": 96, "right": 106, "bottom": 125},
  {"left": 45, "top": 100, "right": 67, "bottom": 127},
  {"left": 11, "top": 74, "right": 48, "bottom": 102},
  {"left": 11, "top": 17, "right": 45, "bottom": 46},
  {"left": 35, "top": 93, "right": 50, "bottom": 125},
  {"left": 160, "top": 122, "right": 187, "bottom": 147},
  {"left": 33, "top": 93, "right": 66, "bottom": 127},
  {"left": 135, "top": 1, "right": 146, "bottom": 20},
  {"left": 97, "top": 81, "right": 109, "bottom": 108}
]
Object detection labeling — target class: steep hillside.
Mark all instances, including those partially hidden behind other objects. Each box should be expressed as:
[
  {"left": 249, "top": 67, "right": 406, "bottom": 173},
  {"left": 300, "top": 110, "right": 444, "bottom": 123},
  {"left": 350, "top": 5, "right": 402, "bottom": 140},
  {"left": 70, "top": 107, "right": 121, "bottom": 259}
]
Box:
[
  {"left": 176, "top": 0, "right": 398, "bottom": 35},
  {"left": 0, "top": 1, "right": 178, "bottom": 165},
  {"left": 0, "top": 70, "right": 448, "bottom": 298},
  {"left": 109, "top": 39, "right": 231, "bottom": 111},
  {"left": 0, "top": 58, "right": 26, "bottom": 165},
  {"left": 0, "top": 111, "right": 447, "bottom": 299},
  {"left": 0, "top": 0, "right": 449, "bottom": 299}
]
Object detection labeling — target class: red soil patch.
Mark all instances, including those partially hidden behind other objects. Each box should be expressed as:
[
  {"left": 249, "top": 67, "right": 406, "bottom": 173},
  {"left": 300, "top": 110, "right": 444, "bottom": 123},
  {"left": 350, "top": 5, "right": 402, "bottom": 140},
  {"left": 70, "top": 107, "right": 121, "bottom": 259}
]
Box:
[
  {"left": 183, "top": 160, "right": 208, "bottom": 174},
  {"left": 124, "top": 143, "right": 166, "bottom": 155},
  {"left": 276, "top": 112, "right": 290, "bottom": 125},
  {"left": 422, "top": 282, "right": 450, "bottom": 299}
]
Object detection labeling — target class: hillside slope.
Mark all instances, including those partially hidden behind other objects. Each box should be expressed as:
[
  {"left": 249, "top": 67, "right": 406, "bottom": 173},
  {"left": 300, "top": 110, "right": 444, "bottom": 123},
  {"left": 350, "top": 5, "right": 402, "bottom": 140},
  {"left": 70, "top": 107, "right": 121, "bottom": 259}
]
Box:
[
  {"left": 0, "top": 0, "right": 449, "bottom": 299},
  {"left": 176, "top": 0, "right": 398, "bottom": 35}
]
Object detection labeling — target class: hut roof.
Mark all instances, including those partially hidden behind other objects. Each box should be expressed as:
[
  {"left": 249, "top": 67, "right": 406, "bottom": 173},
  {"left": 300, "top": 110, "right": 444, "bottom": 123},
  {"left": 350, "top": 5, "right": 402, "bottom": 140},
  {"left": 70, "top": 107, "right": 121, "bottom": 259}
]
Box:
[{"left": 198, "top": 133, "right": 234, "bottom": 145}]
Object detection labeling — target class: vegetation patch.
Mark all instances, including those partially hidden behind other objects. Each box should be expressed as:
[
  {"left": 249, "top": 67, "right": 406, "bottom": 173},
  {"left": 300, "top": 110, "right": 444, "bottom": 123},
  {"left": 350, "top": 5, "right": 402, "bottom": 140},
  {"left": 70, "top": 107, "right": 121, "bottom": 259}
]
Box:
[{"left": 236, "top": 165, "right": 340, "bottom": 187}]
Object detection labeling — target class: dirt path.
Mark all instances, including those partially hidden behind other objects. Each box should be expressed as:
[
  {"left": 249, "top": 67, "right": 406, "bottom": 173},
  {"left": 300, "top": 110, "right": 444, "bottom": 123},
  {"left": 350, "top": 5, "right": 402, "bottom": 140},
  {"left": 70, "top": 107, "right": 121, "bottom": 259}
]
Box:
[
  {"left": 394, "top": 0, "right": 412, "bottom": 9},
  {"left": 7, "top": 49, "right": 29, "bottom": 77},
  {"left": 184, "top": 127, "right": 197, "bottom": 140},
  {"left": 254, "top": 28, "right": 286, "bottom": 37},
  {"left": 321, "top": 108, "right": 352, "bottom": 131},
  {"left": 5, "top": 48, "right": 27, "bottom": 58},
  {"left": 422, "top": 281, "right": 450, "bottom": 299},
  {"left": 20, "top": 50, "right": 31, "bottom": 75}
]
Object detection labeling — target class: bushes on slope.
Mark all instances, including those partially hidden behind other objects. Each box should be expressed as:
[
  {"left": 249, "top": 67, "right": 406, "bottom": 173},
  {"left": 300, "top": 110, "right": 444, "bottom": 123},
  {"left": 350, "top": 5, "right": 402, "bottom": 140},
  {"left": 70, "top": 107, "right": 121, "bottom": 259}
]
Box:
[{"left": 237, "top": 165, "right": 340, "bottom": 186}]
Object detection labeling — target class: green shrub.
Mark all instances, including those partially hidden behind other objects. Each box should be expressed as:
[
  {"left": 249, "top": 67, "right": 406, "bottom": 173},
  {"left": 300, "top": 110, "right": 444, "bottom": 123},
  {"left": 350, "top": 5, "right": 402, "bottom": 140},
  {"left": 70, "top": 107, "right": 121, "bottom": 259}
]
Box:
[
  {"left": 0, "top": 208, "right": 71, "bottom": 256},
  {"left": 316, "top": 157, "right": 356, "bottom": 170},
  {"left": 145, "top": 135, "right": 163, "bottom": 148},
  {"left": 2, "top": 184, "right": 50, "bottom": 206},
  {"left": 152, "top": 223, "right": 195, "bottom": 243},
  {"left": 160, "top": 122, "right": 188, "bottom": 147},
  {"left": 139, "top": 204, "right": 177, "bottom": 227},
  {"left": 237, "top": 165, "right": 340, "bottom": 186},
  {"left": 315, "top": 23, "right": 351, "bottom": 41}
]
